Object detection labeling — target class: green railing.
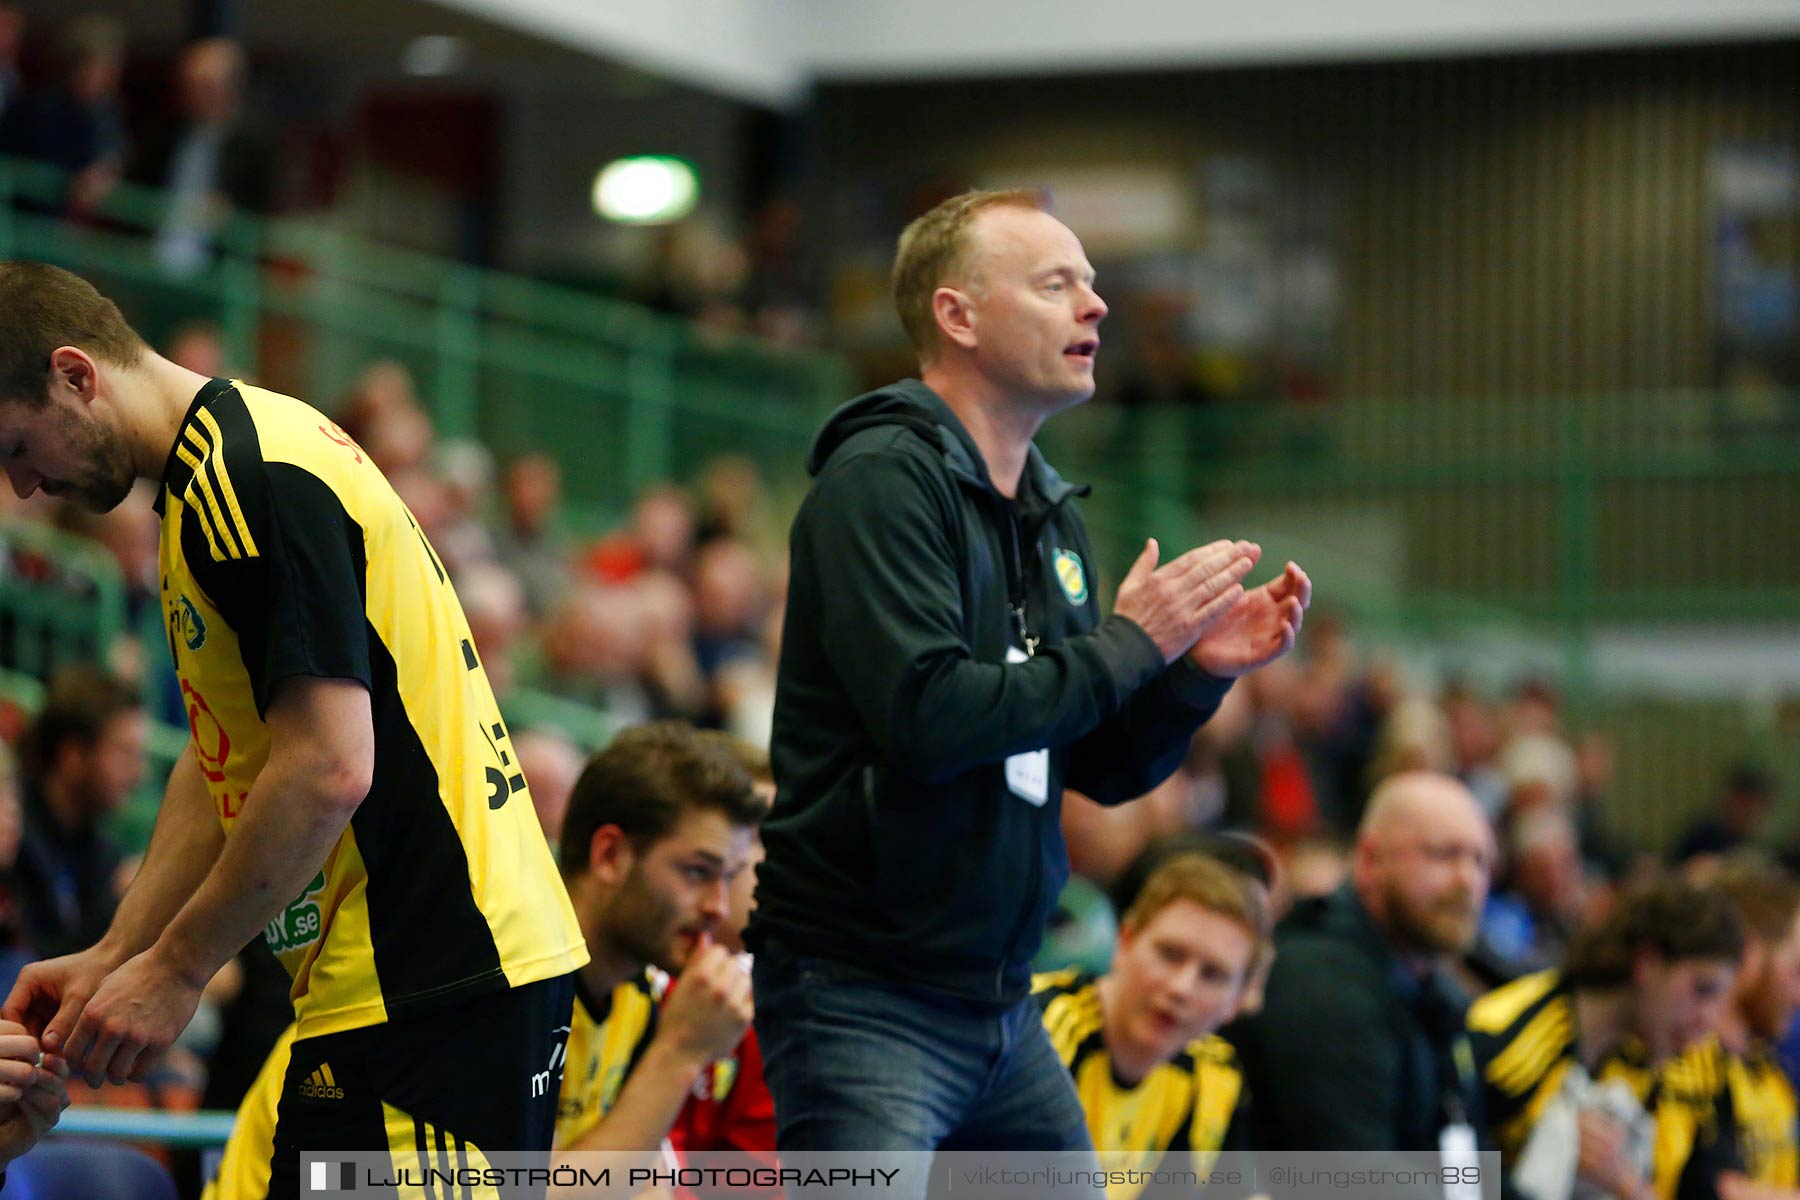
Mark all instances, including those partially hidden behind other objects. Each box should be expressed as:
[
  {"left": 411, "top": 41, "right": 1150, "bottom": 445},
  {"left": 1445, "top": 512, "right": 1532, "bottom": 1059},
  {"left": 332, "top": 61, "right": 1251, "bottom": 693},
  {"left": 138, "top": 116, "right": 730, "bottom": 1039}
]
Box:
[
  {"left": 1035, "top": 393, "right": 1800, "bottom": 624},
  {"left": 0, "top": 519, "right": 181, "bottom": 846},
  {"left": 0, "top": 520, "right": 129, "bottom": 681},
  {"left": 0, "top": 157, "right": 854, "bottom": 518}
]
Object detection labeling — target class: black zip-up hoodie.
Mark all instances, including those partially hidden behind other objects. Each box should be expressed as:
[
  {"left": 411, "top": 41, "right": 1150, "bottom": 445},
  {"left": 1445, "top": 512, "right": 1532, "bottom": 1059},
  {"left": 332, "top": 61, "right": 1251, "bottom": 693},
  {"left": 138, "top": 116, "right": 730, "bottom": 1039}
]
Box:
[{"left": 747, "top": 380, "right": 1233, "bottom": 1005}]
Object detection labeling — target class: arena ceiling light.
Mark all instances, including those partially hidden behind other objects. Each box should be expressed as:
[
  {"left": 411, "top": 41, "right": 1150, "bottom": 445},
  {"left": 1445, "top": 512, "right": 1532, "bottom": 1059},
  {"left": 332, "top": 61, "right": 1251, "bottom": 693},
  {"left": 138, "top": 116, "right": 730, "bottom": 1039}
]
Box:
[
  {"left": 400, "top": 35, "right": 469, "bottom": 77},
  {"left": 592, "top": 157, "right": 699, "bottom": 224}
]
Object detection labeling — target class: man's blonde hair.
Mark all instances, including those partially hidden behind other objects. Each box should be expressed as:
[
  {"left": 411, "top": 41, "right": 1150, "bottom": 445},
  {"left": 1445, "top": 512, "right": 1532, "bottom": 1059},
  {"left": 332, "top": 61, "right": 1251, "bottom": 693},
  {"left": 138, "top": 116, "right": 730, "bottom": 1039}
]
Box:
[
  {"left": 1123, "top": 852, "right": 1273, "bottom": 979},
  {"left": 891, "top": 188, "right": 1044, "bottom": 363}
]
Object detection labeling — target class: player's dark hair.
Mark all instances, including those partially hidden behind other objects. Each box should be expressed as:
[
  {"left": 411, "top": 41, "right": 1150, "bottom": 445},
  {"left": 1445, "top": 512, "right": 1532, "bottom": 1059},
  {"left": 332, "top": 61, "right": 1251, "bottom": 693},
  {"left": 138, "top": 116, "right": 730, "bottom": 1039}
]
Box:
[
  {"left": 559, "top": 721, "right": 765, "bottom": 875},
  {"left": 1565, "top": 877, "right": 1744, "bottom": 988},
  {"left": 692, "top": 729, "right": 773, "bottom": 790}
]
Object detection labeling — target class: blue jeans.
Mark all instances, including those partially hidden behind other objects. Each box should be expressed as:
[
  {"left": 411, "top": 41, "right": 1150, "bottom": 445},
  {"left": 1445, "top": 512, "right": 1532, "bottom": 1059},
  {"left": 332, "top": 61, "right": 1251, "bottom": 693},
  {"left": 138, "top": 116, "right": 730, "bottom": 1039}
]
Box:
[{"left": 753, "top": 941, "right": 1101, "bottom": 1192}]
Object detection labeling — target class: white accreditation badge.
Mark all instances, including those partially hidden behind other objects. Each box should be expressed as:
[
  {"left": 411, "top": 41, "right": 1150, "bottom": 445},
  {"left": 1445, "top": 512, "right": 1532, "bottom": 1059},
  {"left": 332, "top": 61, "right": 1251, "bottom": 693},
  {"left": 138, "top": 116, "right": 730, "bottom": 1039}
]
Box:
[
  {"left": 1002, "top": 645, "right": 1050, "bottom": 806},
  {"left": 1439, "top": 1122, "right": 1483, "bottom": 1200}
]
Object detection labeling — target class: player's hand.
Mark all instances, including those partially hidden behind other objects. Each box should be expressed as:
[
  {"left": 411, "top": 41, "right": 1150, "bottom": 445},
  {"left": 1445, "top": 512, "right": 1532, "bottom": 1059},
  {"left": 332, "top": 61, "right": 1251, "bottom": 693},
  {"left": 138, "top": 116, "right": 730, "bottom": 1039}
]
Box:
[
  {"left": 0, "top": 1075, "right": 68, "bottom": 1167},
  {"left": 1114, "top": 539, "right": 1259, "bottom": 664},
  {"left": 0, "top": 1021, "right": 48, "bottom": 1105},
  {"left": 659, "top": 934, "right": 752, "bottom": 1066},
  {"left": 1716, "top": 1172, "right": 1753, "bottom": 1200},
  {"left": 1574, "top": 1109, "right": 1645, "bottom": 1199},
  {"left": 1, "top": 944, "right": 125, "bottom": 1050},
  {"left": 1189, "top": 561, "right": 1311, "bottom": 678},
  {"left": 60, "top": 946, "right": 204, "bottom": 1088},
  {"left": 1713, "top": 1170, "right": 1790, "bottom": 1200},
  {"left": 0, "top": 1020, "right": 69, "bottom": 1167}
]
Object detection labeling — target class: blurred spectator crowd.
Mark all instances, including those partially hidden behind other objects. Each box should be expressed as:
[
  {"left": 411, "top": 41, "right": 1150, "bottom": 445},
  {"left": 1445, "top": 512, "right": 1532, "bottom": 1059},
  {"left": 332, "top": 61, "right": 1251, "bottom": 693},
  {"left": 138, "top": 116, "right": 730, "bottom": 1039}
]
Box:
[{"left": 0, "top": 10, "right": 270, "bottom": 273}]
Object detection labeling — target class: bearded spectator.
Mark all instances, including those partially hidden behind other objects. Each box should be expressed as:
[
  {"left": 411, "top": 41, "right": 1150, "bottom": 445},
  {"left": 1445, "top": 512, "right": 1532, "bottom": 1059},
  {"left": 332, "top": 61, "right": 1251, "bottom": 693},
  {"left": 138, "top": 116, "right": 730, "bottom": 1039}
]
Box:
[{"left": 1231, "top": 771, "right": 1495, "bottom": 1153}]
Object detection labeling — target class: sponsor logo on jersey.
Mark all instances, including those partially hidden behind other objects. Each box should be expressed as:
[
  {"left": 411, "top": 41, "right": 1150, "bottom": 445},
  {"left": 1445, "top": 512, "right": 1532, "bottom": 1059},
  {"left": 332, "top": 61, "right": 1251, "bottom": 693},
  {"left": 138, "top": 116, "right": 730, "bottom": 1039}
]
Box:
[
  {"left": 182, "top": 681, "right": 230, "bottom": 784},
  {"left": 267, "top": 870, "right": 328, "bottom": 957},
  {"left": 299, "top": 1062, "right": 345, "bottom": 1101},
  {"left": 169, "top": 593, "right": 207, "bottom": 651}
]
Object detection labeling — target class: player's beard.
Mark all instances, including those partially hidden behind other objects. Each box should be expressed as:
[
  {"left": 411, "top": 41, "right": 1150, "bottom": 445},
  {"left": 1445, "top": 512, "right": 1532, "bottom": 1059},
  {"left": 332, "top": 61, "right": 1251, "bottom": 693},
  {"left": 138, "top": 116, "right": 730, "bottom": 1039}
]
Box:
[
  {"left": 604, "top": 873, "right": 692, "bottom": 976},
  {"left": 1385, "top": 878, "right": 1482, "bottom": 957},
  {"left": 51, "top": 405, "right": 135, "bottom": 513}
]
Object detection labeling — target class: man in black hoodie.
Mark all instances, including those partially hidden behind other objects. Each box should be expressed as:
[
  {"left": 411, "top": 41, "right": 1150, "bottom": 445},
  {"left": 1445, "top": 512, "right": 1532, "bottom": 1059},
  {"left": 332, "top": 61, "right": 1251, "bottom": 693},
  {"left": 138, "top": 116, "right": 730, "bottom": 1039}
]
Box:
[{"left": 747, "top": 189, "right": 1311, "bottom": 1169}]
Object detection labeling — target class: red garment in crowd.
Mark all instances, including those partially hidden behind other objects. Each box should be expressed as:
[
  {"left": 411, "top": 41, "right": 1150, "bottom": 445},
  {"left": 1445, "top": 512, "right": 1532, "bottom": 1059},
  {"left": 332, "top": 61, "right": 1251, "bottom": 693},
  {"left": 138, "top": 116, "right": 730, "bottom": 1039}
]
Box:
[
  {"left": 1260, "top": 739, "right": 1319, "bottom": 843},
  {"left": 582, "top": 533, "right": 647, "bottom": 584}
]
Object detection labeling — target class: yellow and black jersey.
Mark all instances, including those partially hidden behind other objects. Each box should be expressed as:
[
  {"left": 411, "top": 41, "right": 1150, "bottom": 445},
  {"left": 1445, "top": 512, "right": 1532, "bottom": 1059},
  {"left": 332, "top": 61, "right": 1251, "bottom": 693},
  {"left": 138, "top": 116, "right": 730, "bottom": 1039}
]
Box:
[
  {"left": 1469, "top": 970, "right": 1589, "bottom": 1159},
  {"left": 1034, "top": 969, "right": 1247, "bottom": 1200},
  {"left": 1467, "top": 971, "right": 1659, "bottom": 1155},
  {"left": 555, "top": 971, "right": 659, "bottom": 1149},
  {"left": 1467, "top": 970, "right": 1724, "bottom": 1200},
  {"left": 1659, "top": 1038, "right": 1789, "bottom": 1195},
  {"left": 156, "top": 378, "right": 586, "bottom": 1039}
]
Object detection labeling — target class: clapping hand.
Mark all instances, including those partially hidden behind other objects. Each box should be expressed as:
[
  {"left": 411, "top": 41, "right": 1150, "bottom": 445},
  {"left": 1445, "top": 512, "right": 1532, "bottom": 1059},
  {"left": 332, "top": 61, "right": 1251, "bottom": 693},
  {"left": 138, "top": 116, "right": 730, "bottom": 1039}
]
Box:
[{"left": 1189, "top": 560, "right": 1311, "bottom": 678}]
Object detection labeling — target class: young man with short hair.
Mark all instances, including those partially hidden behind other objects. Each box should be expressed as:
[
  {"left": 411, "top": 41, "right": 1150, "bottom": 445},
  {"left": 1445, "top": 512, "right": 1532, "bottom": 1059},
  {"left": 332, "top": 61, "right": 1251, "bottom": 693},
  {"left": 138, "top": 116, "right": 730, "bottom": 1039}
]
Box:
[
  {"left": 547, "top": 722, "right": 761, "bottom": 1156},
  {"left": 1659, "top": 864, "right": 1800, "bottom": 1199},
  {"left": 1035, "top": 852, "right": 1271, "bottom": 1200},
  {"left": 1468, "top": 878, "right": 1744, "bottom": 1200},
  {"left": 0, "top": 261, "right": 587, "bottom": 1194}
]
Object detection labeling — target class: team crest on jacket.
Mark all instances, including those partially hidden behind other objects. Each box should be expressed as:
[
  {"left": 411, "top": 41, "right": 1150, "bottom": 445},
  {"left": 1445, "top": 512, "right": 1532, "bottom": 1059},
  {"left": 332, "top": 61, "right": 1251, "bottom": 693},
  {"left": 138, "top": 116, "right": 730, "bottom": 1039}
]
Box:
[{"left": 1052, "top": 549, "right": 1088, "bottom": 605}]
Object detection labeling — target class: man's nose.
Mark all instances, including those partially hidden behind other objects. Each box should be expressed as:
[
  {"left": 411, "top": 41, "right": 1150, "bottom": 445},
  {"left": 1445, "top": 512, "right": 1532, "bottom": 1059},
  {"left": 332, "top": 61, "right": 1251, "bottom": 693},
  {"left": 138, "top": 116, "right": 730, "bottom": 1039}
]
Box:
[
  {"left": 6, "top": 466, "right": 39, "bottom": 500},
  {"left": 1081, "top": 284, "right": 1108, "bottom": 324},
  {"left": 700, "top": 878, "right": 730, "bottom": 921}
]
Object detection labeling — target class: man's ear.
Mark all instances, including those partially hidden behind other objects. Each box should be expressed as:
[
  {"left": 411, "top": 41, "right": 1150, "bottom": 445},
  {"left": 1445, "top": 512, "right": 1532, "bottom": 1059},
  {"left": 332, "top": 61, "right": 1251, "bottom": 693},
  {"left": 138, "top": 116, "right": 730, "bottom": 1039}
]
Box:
[
  {"left": 48, "top": 347, "right": 100, "bottom": 405},
  {"left": 933, "top": 285, "right": 979, "bottom": 352},
  {"left": 586, "top": 824, "right": 635, "bottom": 887}
]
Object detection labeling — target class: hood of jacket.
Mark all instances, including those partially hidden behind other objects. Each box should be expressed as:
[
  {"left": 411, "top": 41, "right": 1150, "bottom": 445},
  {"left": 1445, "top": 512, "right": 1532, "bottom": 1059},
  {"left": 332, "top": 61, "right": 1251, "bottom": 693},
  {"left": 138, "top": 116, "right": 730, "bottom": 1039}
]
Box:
[{"left": 806, "top": 379, "right": 1084, "bottom": 507}]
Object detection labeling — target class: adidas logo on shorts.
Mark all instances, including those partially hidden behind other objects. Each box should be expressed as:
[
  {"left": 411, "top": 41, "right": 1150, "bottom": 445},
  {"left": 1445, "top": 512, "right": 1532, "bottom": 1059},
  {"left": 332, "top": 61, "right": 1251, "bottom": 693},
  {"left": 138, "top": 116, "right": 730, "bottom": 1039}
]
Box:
[{"left": 299, "top": 1063, "right": 346, "bottom": 1101}]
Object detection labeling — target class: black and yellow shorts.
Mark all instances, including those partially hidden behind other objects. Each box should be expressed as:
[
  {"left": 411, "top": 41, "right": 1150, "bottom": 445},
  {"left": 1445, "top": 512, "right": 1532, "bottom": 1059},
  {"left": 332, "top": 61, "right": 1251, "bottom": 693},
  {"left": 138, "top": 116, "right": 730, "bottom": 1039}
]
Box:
[{"left": 264, "top": 973, "right": 575, "bottom": 1199}]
